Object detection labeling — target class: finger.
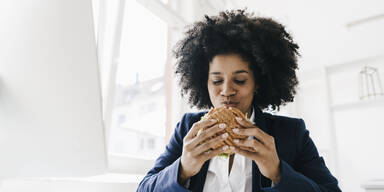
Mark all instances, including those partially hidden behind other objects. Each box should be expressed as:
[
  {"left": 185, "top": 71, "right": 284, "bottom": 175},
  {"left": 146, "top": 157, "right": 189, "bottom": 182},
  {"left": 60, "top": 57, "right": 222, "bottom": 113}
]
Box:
[
  {"left": 232, "top": 127, "right": 268, "bottom": 145},
  {"left": 192, "top": 132, "right": 229, "bottom": 156},
  {"left": 188, "top": 123, "right": 227, "bottom": 149},
  {"left": 235, "top": 116, "right": 255, "bottom": 128},
  {"left": 235, "top": 118, "right": 271, "bottom": 141},
  {"left": 234, "top": 147, "right": 260, "bottom": 161},
  {"left": 233, "top": 138, "right": 265, "bottom": 153},
  {"left": 186, "top": 119, "right": 218, "bottom": 140},
  {"left": 201, "top": 145, "right": 235, "bottom": 161}
]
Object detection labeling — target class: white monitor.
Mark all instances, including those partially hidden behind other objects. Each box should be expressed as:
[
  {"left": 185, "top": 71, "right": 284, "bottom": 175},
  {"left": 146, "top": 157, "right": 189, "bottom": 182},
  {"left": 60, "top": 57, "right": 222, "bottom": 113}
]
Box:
[{"left": 0, "top": 0, "right": 107, "bottom": 178}]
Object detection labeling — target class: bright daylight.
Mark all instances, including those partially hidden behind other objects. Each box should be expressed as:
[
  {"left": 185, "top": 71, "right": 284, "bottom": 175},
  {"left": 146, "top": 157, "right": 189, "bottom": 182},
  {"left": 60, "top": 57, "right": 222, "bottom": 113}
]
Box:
[{"left": 1, "top": 0, "right": 384, "bottom": 191}]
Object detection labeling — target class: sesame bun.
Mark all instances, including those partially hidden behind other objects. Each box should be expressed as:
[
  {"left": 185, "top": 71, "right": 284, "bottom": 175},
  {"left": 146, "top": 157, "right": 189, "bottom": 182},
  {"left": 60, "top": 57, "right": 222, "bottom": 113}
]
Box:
[{"left": 197, "top": 107, "right": 249, "bottom": 155}]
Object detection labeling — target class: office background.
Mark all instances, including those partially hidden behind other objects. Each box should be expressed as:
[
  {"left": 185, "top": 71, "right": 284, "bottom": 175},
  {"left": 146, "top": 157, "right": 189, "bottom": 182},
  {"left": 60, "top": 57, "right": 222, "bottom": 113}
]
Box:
[{"left": 1, "top": 0, "right": 384, "bottom": 191}]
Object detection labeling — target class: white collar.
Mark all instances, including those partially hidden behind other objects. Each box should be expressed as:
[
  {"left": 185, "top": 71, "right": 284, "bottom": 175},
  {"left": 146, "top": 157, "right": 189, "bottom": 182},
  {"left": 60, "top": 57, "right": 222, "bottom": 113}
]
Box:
[{"left": 249, "top": 107, "right": 255, "bottom": 123}]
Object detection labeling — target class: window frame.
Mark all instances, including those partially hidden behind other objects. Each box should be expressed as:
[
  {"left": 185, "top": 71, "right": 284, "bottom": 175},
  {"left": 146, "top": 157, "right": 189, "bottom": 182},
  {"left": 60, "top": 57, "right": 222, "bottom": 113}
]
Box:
[{"left": 95, "top": 0, "right": 186, "bottom": 173}]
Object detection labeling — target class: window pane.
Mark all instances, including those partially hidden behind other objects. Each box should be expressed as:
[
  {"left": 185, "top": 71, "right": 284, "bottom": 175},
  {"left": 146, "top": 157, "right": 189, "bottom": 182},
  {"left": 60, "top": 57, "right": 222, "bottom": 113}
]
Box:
[{"left": 108, "top": 0, "right": 167, "bottom": 159}]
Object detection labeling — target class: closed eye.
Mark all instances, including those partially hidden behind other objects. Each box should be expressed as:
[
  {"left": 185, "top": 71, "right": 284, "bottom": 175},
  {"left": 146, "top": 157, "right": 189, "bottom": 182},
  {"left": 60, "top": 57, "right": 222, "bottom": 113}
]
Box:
[
  {"left": 212, "top": 80, "right": 223, "bottom": 85},
  {"left": 234, "top": 80, "right": 246, "bottom": 85}
]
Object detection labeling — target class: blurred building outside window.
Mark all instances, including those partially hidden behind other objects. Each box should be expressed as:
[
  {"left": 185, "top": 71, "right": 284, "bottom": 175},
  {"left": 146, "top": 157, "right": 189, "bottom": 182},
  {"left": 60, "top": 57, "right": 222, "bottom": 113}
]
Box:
[
  {"left": 92, "top": 0, "right": 190, "bottom": 176},
  {"left": 107, "top": 0, "right": 168, "bottom": 160}
]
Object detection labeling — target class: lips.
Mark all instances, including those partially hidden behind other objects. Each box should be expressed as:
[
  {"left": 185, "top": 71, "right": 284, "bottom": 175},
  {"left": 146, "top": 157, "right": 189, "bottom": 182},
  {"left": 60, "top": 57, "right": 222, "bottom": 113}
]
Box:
[{"left": 221, "top": 101, "right": 239, "bottom": 107}]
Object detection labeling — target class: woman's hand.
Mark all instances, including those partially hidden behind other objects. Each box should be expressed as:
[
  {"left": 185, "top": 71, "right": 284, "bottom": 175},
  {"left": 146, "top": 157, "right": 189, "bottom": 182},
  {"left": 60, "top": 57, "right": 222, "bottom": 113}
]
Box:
[
  {"left": 232, "top": 117, "right": 282, "bottom": 184},
  {"left": 179, "top": 119, "right": 233, "bottom": 184}
]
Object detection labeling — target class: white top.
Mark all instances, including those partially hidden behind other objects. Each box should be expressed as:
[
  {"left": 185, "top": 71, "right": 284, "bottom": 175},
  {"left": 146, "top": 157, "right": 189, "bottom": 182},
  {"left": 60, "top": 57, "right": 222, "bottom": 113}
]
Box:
[{"left": 203, "top": 153, "right": 253, "bottom": 192}]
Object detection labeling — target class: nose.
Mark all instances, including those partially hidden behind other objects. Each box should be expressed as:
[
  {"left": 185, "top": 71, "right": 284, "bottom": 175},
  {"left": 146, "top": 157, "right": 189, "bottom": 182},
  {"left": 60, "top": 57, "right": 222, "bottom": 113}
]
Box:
[{"left": 220, "top": 81, "right": 236, "bottom": 97}]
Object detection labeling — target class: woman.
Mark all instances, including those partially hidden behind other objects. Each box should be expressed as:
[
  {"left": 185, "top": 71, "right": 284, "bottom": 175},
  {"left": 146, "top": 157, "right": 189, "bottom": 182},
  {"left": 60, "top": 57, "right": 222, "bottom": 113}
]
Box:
[{"left": 137, "top": 9, "right": 341, "bottom": 192}]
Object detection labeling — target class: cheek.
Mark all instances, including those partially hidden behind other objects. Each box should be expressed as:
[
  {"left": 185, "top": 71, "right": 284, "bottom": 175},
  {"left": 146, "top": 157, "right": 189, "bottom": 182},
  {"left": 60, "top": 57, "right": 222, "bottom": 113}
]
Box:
[
  {"left": 239, "top": 87, "right": 255, "bottom": 101},
  {"left": 207, "top": 85, "right": 218, "bottom": 96},
  {"left": 207, "top": 85, "right": 220, "bottom": 102},
  {"left": 207, "top": 84, "right": 213, "bottom": 96}
]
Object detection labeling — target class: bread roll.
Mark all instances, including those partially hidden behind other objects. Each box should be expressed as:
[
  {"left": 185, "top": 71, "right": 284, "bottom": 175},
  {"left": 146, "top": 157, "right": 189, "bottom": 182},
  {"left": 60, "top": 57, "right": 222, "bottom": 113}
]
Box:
[{"left": 197, "top": 107, "right": 249, "bottom": 155}]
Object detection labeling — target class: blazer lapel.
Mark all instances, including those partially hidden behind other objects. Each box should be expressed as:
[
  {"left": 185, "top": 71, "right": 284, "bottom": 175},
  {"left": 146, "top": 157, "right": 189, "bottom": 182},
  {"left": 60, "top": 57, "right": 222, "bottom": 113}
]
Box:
[
  {"left": 252, "top": 106, "right": 272, "bottom": 191},
  {"left": 252, "top": 161, "right": 262, "bottom": 192},
  {"left": 253, "top": 107, "right": 268, "bottom": 134},
  {"left": 189, "top": 160, "right": 210, "bottom": 192}
]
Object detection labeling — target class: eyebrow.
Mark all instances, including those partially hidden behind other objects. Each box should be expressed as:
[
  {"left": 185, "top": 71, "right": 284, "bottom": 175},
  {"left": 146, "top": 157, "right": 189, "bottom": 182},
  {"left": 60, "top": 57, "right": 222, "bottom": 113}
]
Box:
[{"left": 209, "top": 70, "right": 249, "bottom": 75}]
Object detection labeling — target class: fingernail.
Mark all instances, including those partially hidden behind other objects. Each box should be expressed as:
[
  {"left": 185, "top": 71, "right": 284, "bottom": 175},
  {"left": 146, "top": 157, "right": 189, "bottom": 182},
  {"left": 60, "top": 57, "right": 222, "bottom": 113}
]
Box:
[
  {"left": 210, "top": 119, "right": 217, "bottom": 123},
  {"left": 233, "top": 128, "right": 239, "bottom": 133},
  {"left": 230, "top": 146, "right": 235, "bottom": 151},
  {"left": 235, "top": 117, "right": 242, "bottom": 121},
  {"left": 222, "top": 145, "right": 228, "bottom": 150},
  {"left": 219, "top": 123, "right": 227, "bottom": 129},
  {"left": 222, "top": 133, "right": 228, "bottom": 138},
  {"left": 234, "top": 139, "right": 239, "bottom": 143}
]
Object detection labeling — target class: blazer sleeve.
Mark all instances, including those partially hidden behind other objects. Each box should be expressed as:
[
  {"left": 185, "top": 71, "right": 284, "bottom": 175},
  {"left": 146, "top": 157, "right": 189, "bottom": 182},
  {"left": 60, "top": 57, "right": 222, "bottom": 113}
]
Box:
[
  {"left": 136, "top": 114, "right": 192, "bottom": 192},
  {"left": 262, "top": 119, "right": 342, "bottom": 192}
]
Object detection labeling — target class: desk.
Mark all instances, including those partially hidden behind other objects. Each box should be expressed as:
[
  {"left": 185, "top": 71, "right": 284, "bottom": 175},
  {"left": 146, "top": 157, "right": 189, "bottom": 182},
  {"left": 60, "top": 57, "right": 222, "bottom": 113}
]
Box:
[{"left": 362, "top": 180, "right": 384, "bottom": 192}]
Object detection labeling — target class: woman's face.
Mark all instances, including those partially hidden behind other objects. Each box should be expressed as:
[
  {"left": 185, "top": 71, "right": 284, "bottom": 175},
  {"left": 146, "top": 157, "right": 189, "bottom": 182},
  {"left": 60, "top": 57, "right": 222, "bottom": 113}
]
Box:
[{"left": 207, "top": 54, "right": 256, "bottom": 116}]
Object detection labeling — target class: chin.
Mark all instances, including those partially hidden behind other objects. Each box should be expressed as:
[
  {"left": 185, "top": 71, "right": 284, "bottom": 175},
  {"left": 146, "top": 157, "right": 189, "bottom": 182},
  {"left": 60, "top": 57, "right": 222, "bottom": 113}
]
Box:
[{"left": 233, "top": 107, "right": 248, "bottom": 115}]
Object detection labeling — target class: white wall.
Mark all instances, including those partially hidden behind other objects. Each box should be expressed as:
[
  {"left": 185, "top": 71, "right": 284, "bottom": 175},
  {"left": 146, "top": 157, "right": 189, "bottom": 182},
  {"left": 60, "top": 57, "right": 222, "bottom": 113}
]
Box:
[{"left": 183, "top": 0, "right": 384, "bottom": 191}]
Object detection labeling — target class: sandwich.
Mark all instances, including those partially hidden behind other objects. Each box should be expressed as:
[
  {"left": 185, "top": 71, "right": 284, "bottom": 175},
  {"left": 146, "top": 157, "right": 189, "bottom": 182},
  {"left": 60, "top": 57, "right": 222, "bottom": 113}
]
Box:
[{"left": 197, "top": 107, "right": 249, "bottom": 157}]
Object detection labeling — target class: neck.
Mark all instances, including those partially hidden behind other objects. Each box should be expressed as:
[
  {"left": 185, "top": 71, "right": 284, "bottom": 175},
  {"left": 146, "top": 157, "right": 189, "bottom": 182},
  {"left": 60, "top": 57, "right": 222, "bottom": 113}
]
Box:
[{"left": 245, "top": 107, "right": 252, "bottom": 119}]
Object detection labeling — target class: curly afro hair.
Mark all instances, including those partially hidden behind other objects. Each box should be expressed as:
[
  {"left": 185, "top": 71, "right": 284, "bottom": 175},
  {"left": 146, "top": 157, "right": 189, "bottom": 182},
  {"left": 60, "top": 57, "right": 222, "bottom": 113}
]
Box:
[{"left": 174, "top": 9, "right": 300, "bottom": 111}]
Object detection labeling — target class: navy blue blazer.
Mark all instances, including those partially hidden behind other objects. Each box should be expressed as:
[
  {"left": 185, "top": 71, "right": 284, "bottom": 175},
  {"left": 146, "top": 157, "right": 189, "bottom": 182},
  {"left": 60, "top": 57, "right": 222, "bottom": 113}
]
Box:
[{"left": 137, "top": 107, "right": 341, "bottom": 191}]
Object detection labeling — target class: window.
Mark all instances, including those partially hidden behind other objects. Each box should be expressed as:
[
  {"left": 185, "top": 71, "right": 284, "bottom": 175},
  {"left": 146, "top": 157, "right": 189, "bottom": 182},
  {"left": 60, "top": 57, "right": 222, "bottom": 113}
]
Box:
[{"left": 107, "top": 0, "right": 168, "bottom": 159}]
